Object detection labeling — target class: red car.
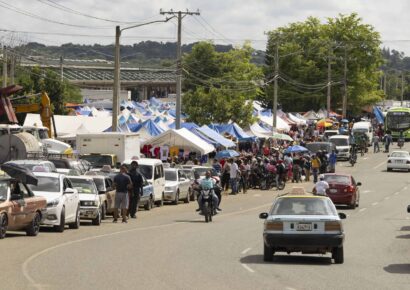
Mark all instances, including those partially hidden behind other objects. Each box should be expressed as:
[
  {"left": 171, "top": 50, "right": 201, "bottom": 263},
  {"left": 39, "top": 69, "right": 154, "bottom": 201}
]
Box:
[{"left": 314, "top": 173, "right": 361, "bottom": 209}]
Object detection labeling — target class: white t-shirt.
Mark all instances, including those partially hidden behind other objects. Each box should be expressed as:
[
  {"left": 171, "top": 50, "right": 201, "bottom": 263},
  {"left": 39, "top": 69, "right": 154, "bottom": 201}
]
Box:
[
  {"left": 229, "top": 162, "right": 239, "bottom": 178},
  {"left": 315, "top": 180, "right": 329, "bottom": 195}
]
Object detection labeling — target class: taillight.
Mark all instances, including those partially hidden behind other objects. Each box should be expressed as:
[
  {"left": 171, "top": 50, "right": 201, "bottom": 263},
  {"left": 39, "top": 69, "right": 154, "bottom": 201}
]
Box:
[
  {"left": 343, "top": 186, "right": 354, "bottom": 193},
  {"left": 325, "top": 221, "right": 342, "bottom": 231},
  {"left": 388, "top": 160, "right": 391, "bottom": 163},
  {"left": 265, "top": 221, "right": 283, "bottom": 231}
]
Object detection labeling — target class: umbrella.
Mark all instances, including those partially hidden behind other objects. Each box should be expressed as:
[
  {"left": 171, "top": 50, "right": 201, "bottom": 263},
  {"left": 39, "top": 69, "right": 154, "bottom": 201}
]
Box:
[
  {"left": 0, "top": 163, "right": 38, "bottom": 185},
  {"left": 341, "top": 119, "right": 349, "bottom": 123},
  {"left": 284, "top": 145, "right": 309, "bottom": 154},
  {"left": 271, "top": 132, "right": 293, "bottom": 141},
  {"left": 215, "top": 149, "right": 240, "bottom": 159}
]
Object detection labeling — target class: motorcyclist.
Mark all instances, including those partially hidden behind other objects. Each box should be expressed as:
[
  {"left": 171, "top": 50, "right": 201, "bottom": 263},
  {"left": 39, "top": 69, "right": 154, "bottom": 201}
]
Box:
[
  {"left": 196, "top": 171, "right": 221, "bottom": 213},
  {"left": 314, "top": 174, "right": 329, "bottom": 196}
]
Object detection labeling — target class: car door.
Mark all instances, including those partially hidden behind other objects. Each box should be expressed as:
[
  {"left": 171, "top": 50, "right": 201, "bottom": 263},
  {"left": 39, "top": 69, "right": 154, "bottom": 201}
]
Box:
[
  {"left": 105, "top": 177, "right": 115, "bottom": 211},
  {"left": 63, "top": 178, "right": 75, "bottom": 221},
  {"left": 9, "top": 181, "right": 26, "bottom": 227},
  {"left": 178, "top": 171, "right": 189, "bottom": 197},
  {"left": 18, "top": 182, "right": 36, "bottom": 225}
]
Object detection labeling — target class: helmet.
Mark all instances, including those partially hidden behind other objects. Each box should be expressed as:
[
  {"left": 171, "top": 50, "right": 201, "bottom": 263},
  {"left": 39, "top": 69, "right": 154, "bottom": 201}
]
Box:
[{"left": 319, "top": 174, "right": 325, "bottom": 180}]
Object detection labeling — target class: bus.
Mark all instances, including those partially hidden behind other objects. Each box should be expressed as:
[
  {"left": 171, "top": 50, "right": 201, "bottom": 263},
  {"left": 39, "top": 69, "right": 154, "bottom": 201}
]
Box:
[{"left": 385, "top": 107, "right": 410, "bottom": 139}]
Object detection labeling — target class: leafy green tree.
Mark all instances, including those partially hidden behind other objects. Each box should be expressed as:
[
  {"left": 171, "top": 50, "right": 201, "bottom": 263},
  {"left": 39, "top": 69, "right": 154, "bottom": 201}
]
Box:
[
  {"left": 182, "top": 42, "right": 262, "bottom": 126},
  {"left": 262, "top": 13, "right": 384, "bottom": 115}
]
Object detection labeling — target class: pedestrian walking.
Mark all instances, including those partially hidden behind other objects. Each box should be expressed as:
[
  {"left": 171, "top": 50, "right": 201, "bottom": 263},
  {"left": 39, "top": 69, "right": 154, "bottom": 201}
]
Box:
[
  {"left": 229, "top": 158, "right": 239, "bottom": 194},
  {"left": 372, "top": 135, "right": 380, "bottom": 153},
  {"left": 127, "top": 161, "right": 144, "bottom": 219},
  {"left": 311, "top": 154, "right": 321, "bottom": 183},
  {"left": 383, "top": 132, "right": 392, "bottom": 153},
  {"left": 113, "top": 165, "right": 132, "bottom": 223},
  {"left": 328, "top": 150, "right": 337, "bottom": 173},
  {"left": 304, "top": 157, "right": 311, "bottom": 182}
]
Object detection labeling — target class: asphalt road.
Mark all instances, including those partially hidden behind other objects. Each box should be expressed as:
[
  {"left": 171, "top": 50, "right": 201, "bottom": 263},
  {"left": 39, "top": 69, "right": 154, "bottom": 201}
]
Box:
[{"left": 1, "top": 145, "right": 410, "bottom": 290}]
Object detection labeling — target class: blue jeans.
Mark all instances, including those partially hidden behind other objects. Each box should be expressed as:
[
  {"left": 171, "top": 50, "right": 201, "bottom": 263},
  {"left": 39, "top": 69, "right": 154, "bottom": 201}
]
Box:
[
  {"left": 197, "top": 191, "right": 219, "bottom": 210},
  {"left": 312, "top": 168, "right": 319, "bottom": 183},
  {"left": 230, "top": 178, "right": 238, "bottom": 194}
]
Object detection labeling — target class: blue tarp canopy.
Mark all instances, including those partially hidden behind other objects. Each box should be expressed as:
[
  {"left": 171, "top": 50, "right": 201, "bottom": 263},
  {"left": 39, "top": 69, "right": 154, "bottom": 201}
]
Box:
[
  {"left": 128, "top": 119, "right": 164, "bottom": 136},
  {"left": 196, "top": 125, "right": 236, "bottom": 148},
  {"left": 373, "top": 106, "right": 384, "bottom": 124},
  {"left": 169, "top": 122, "right": 199, "bottom": 130},
  {"left": 209, "top": 123, "right": 254, "bottom": 141}
]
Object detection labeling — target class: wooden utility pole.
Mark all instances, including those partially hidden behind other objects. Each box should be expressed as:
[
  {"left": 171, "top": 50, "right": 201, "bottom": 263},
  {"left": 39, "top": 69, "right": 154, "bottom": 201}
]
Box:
[
  {"left": 401, "top": 71, "right": 404, "bottom": 106},
  {"left": 2, "top": 46, "right": 7, "bottom": 87},
  {"left": 9, "top": 52, "right": 14, "bottom": 85},
  {"left": 342, "top": 47, "right": 348, "bottom": 118},
  {"left": 272, "top": 44, "right": 279, "bottom": 130},
  {"left": 160, "top": 9, "right": 200, "bottom": 129}
]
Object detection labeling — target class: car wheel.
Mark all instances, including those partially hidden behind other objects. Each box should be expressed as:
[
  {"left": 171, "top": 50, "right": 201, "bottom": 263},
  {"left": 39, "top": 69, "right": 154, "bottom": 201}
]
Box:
[
  {"left": 263, "top": 243, "right": 274, "bottom": 262},
  {"left": 69, "top": 209, "right": 80, "bottom": 229},
  {"left": 183, "top": 190, "right": 190, "bottom": 204},
  {"left": 92, "top": 211, "right": 101, "bottom": 226},
  {"left": 144, "top": 196, "right": 152, "bottom": 211},
  {"left": 26, "top": 212, "right": 41, "bottom": 236},
  {"left": 387, "top": 168, "right": 392, "bottom": 172},
  {"left": 348, "top": 199, "right": 356, "bottom": 209},
  {"left": 101, "top": 202, "right": 107, "bottom": 220},
  {"left": 54, "top": 207, "right": 65, "bottom": 233},
  {"left": 173, "top": 190, "right": 179, "bottom": 205},
  {"left": 0, "top": 214, "right": 8, "bottom": 239},
  {"left": 156, "top": 193, "right": 164, "bottom": 207},
  {"left": 332, "top": 247, "right": 344, "bottom": 264}
]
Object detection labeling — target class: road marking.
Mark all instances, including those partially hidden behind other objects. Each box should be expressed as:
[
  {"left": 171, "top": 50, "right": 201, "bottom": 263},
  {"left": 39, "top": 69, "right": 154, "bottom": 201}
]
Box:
[
  {"left": 372, "top": 202, "right": 378, "bottom": 206},
  {"left": 253, "top": 194, "right": 261, "bottom": 197},
  {"left": 22, "top": 202, "right": 274, "bottom": 289},
  {"left": 241, "top": 263, "right": 255, "bottom": 273},
  {"left": 286, "top": 287, "right": 297, "bottom": 290},
  {"left": 402, "top": 186, "right": 408, "bottom": 191},
  {"left": 374, "top": 161, "right": 385, "bottom": 169},
  {"left": 363, "top": 157, "right": 369, "bottom": 160},
  {"left": 241, "top": 248, "right": 252, "bottom": 255},
  {"left": 394, "top": 192, "right": 400, "bottom": 195},
  {"left": 359, "top": 208, "right": 367, "bottom": 212},
  {"left": 384, "top": 196, "right": 390, "bottom": 200},
  {"left": 362, "top": 190, "right": 373, "bottom": 194}
]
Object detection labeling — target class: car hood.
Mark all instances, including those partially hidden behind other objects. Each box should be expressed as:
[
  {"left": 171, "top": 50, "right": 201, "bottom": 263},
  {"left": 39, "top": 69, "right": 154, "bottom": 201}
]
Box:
[
  {"left": 335, "top": 145, "right": 350, "bottom": 150},
  {"left": 33, "top": 191, "right": 62, "bottom": 202},
  {"left": 165, "top": 181, "right": 178, "bottom": 187},
  {"left": 268, "top": 215, "right": 339, "bottom": 221},
  {"left": 79, "top": 193, "right": 98, "bottom": 202}
]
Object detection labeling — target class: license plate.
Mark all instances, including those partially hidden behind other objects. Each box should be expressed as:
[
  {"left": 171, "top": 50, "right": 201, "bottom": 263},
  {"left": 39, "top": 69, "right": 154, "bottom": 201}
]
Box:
[
  {"left": 396, "top": 160, "right": 403, "bottom": 163},
  {"left": 87, "top": 211, "right": 94, "bottom": 215},
  {"left": 297, "top": 223, "right": 312, "bottom": 231},
  {"left": 330, "top": 189, "right": 338, "bottom": 193}
]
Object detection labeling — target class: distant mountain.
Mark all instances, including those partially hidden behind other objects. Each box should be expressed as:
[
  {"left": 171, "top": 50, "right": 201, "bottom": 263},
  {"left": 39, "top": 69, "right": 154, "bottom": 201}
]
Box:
[{"left": 16, "top": 41, "right": 266, "bottom": 68}]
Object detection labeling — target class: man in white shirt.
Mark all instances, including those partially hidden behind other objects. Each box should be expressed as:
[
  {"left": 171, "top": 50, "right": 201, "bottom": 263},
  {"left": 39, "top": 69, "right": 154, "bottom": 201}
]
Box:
[
  {"left": 229, "top": 159, "right": 239, "bottom": 194},
  {"left": 314, "top": 174, "right": 329, "bottom": 196}
]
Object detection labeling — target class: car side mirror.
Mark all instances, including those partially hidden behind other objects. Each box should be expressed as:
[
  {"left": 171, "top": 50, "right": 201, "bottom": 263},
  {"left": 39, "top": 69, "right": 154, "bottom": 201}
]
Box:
[
  {"left": 180, "top": 178, "right": 186, "bottom": 181},
  {"left": 64, "top": 188, "right": 75, "bottom": 194},
  {"left": 357, "top": 182, "right": 362, "bottom": 186},
  {"left": 338, "top": 212, "right": 347, "bottom": 219},
  {"left": 10, "top": 194, "right": 21, "bottom": 201},
  {"left": 259, "top": 212, "right": 269, "bottom": 219},
  {"left": 407, "top": 205, "right": 410, "bottom": 213}
]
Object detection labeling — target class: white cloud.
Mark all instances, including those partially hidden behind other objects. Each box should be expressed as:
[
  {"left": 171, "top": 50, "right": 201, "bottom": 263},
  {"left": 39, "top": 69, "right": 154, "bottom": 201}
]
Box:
[{"left": 1, "top": 0, "right": 409, "bottom": 54}]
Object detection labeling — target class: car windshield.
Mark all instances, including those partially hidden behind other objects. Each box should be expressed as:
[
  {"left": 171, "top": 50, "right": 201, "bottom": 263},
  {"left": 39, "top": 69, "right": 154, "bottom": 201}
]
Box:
[
  {"left": 391, "top": 152, "right": 409, "bottom": 158},
  {"left": 165, "top": 170, "right": 177, "bottom": 181},
  {"left": 324, "top": 175, "right": 350, "bottom": 184},
  {"left": 271, "top": 198, "right": 337, "bottom": 216},
  {"left": 70, "top": 179, "right": 97, "bottom": 194},
  {"left": 0, "top": 181, "right": 8, "bottom": 201},
  {"left": 28, "top": 176, "right": 60, "bottom": 192},
  {"left": 330, "top": 138, "right": 348, "bottom": 146},
  {"left": 193, "top": 167, "right": 210, "bottom": 177},
  {"left": 50, "top": 159, "right": 69, "bottom": 169},
  {"left": 139, "top": 165, "right": 153, "bottom": 179},
  {"left": 92, "top": 178, "right": 105, "bottom": 192},
  {"left": 305, "top": 143, "right": 332, "bottom": 153},
  {"left": 80, "top": 155, "right": 113, "bottom": 167}
]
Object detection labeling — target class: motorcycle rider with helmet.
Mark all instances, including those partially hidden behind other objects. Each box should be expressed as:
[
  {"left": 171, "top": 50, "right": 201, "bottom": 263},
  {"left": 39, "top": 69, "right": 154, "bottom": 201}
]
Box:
[{"left": 196, "top": 171, "right": 221, "bottom": 213}]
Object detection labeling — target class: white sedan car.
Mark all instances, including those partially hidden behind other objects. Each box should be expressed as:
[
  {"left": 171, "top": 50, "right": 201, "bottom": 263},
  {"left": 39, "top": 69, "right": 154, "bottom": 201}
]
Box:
[
  {"left": 68, "top": 176, "right": 102, "bottom": 225},
  {"left": 164, "top": 168, "right": 191, "bottom": 204},
  {"left": 387, "top": 151, "right": 410, "bottom": 172},
  {"left": 29, "top": 172, "right": 80, "bottom": 232}
]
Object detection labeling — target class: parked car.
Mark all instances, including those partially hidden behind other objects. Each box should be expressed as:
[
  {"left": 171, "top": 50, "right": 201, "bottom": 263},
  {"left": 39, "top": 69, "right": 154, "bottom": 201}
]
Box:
[
  {"left": 68, "top": 176, "right": 102, "bottom": 225},
  {"left": 89, "top": 175, "right": 112, "bottom": 218},
  {"left": 0, "top": 175, "right": 47, "bottom": 239},
  {"left": 323, "top": 130, "right": 339, "bottom": 141},
  {"left": 164, "top": 168, "right": 191, "bottom": 204},
  {"left": 259, "top": 190, "right": 346, "bottom": 264},
  {"left": 387, "top": 151, "right": 410, "bottom": 172},
  {"left": 28, "top": 172, "right": 80, "bottom": 232},
  {"left": 49, "top": 158, "right": 88, "bottom": 175},
  {"left": 305, "top": 142, "right": 336, "bottom": 155},
  {"left": 329, "top": 135, "right": 351, "bottom": 160},
  {"left": 5, "top": 160, "right": 57, "bottom": 173},
  {"left": 314, "top": 173, "right": 361, "bottom": 209}
]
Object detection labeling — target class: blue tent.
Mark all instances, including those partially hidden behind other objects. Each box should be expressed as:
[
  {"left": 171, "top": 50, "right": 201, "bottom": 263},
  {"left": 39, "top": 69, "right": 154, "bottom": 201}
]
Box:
[
  {"left": 128, "top": 119, "right": 163, "bottom": 136},
  {"left": 210, "top": 123, "right": 254, "bottom": 141},
  {"left": 373, "top": 106, "right": 384, "bottom": 124},
  {"left": 104, "top": 123, "right": 130, "bottom": 132},
  {"left": 169, "top": 122, "right": 199, "bottom": 130},
  {"left": 196, "top": 125, "right": 236, "bottom": 148}
]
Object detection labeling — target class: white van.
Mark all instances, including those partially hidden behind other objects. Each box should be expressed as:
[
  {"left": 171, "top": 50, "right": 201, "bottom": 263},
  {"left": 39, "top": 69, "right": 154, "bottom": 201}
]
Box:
[
  {"left": 124, "top": 158, "right": 165, "bottom": 206},
  {"left": 329, "top": 135, "right": 351, "bottom": 160},
  {"left": 352, "top": 122, "right": 373, "bottom": 146}
]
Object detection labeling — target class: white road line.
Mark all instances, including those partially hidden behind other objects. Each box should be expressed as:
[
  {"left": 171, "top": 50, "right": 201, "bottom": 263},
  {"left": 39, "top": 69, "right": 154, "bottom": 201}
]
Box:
[
  {"left": 372, "top": 202, "right": 379, "bottom": 206},
  {"left": 253, "top": 194, "right": 261, "bottom": 197},
  {"left": 241, "top": 263, "right": 255, "bottom": 273},
  {"left": 384, "top": 196, "right": 390, "bottom": 200},
  {"left": 374, "top": 161, "right": 385, "bottom": 169},
  {"left": 359, "top": 208, "right": 367, "bottom": 212},
  {"left": 362, "top": 190, "right": 373, "bottom": 193},
  {"left": 286, "top": 287, "right": 297, "bottom": 290},
  {"left": 394, "top": 192, "right": 400, "bottom": 195},
  {"left": 402, "top": 186, "right": 408, "bottom": 191},
  {"left": 363, "top": 157, "right": 369, "bottom": 160},
  {"left": 241, "top": 248, "right": 252, "bottom": 255}
]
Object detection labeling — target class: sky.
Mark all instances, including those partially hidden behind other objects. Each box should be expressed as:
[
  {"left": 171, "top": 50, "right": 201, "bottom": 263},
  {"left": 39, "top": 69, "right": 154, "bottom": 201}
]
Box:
[{"left": 1, "top": 0, "right": 410, "bottom": 55}]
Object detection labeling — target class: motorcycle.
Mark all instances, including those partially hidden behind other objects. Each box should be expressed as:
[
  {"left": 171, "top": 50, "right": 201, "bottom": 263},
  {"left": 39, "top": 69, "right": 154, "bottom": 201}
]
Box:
[
  {"left": 199, "top": 188, "right": 214, "bottom": 223},
  {"left": 349, "top": 151, "right": 357, "bottom": 167},
  {"left": 260, "top": 172, "right": 286, "bottom": 191},
  {"left": 398, "top": 137, "right": 405, "bottom": 149}
]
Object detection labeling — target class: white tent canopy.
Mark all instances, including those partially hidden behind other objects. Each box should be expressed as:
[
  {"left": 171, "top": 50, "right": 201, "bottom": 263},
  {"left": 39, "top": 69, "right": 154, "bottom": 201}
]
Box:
[
  {"left": 248, "top": 123, "right": 272, "bottom": 138},
  {"left": 143, "top": 128, "right": 215, "bottom": 155},
  {"left": 258, "top": 115, "right": 291, "bottom": 132}
]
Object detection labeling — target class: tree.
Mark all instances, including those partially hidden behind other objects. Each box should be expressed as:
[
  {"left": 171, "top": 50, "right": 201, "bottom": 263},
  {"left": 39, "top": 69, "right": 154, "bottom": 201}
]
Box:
[
  {"left": 182, "top": 42, "right": 263, "bottom": 126},
  {"left": 262, "top": 13, "right": 384, "bottom": 115}
]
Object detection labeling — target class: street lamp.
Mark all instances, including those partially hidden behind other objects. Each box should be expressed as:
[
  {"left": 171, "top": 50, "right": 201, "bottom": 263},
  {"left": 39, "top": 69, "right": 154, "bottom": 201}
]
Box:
[{"left": 112, "top": 18, "right": 174, "bottom": 131}]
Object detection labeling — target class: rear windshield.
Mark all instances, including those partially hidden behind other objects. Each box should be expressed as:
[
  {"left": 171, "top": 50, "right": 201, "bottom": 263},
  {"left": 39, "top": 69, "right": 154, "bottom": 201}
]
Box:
[
  {"left": 50, "top": 159, "right": 69, "bottom": 169},
  {"left": 28, "top": 176, "right": 60, "bottom": 192},
  {"left": 324, "top": 175, "right": 350, "bottom": 184},
  {"left": 0, "top": 181, "right": 8, "bottom": 201},
  {"left": 139, "top": 165, "right": 153, "bottom": 180},
  {"left": 391, "top": 152, "right": 409, "bottom": 158},
  {"left": 70, "top": 178, "right": 97, "bottom": 194},
  {"left": 92, "top": 178, "right": 105, "bottom": 192},
  {"left": 165, "top": 171, "right": 177, "bottom": 181},
  {"left": 330, "top": 138, "right": 348, "bottom": 146},
  {"left": 271, "top": 198, "right": 337, "bottom": 216}
]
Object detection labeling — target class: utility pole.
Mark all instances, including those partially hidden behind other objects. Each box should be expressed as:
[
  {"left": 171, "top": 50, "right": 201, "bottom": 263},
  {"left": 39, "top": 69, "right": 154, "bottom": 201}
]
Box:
[
  {"left": 112, "top": 25, "right": 121, "bottom": 132},
  {"left": 9, "top": 52, "right": 14, "bottom": 85},
  {"left": 342, "top": 47, "right": 348, "bottom": 118},
  {"left": 272, "top": 44, "right": 279, "bottom": 130},
  {"left": 401, "top": 71, "right": 404, "bottom": 106},
  {"left": 383, "top": 74, "right": 387, "bottom": 96},
  {"left": 2, "top": 46, "right": 7, "bottom": 88},
  {"left": 327, "top": 46, "right": 332, "bottom": 115},
  {"left": 59, "top": 56, "right": 64, "bottom": 82},
  {"left": 160, "top": 9, "right": 200, "bottom": 129}
]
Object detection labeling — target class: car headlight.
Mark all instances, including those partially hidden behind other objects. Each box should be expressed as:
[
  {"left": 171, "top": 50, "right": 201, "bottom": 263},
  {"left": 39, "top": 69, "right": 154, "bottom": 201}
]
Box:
[
  {"left": 165, "top": 187, "right": 172, "bottom": 191},
  {"left": 81, "top": 201, "right": 97, "bottom": 206},
  {"left": 47, "top": 198, "right": 60, "bottom": 208}
]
